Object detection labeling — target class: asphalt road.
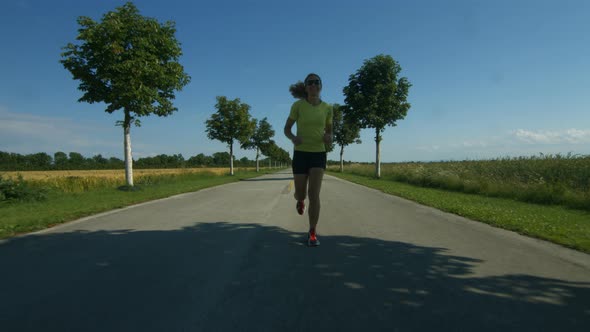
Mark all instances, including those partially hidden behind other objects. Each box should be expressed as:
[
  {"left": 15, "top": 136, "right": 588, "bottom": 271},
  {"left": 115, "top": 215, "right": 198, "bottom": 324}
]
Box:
[{"left": 1, "top": 170, "right": 589, "bottom": 331}]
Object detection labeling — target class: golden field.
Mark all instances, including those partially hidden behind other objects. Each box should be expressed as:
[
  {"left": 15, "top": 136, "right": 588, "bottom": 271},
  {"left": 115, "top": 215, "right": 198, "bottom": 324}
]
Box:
[{"left": 0, "top": 168, "right": 255, "bottom": 192}]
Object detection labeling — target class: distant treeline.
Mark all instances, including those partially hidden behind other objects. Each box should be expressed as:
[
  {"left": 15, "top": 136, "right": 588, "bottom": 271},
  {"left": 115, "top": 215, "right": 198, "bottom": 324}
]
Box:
[{"left": 0, "top": 151, "right": 287, "bottom": 171}]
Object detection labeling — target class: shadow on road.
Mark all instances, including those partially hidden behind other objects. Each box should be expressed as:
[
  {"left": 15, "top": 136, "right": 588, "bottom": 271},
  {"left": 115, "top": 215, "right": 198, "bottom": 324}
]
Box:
[
  {"left": 1, "top": 222, "right": 588, "bottom": 331},
  {"left": 239, "top": 177, "right": 293, "bottom": 182}
]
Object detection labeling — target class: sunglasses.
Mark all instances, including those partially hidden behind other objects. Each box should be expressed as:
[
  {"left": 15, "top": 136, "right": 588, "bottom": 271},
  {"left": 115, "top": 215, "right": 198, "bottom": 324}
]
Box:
[{"left": 305, "top": 79, "right": 321, "bottom": 86}]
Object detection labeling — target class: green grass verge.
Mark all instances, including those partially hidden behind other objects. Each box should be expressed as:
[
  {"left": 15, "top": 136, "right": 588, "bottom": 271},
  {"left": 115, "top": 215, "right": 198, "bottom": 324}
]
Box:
[
  {"left": 328, "top": 171, "right": 590, "bottom": 253},
  {"left": 0, "top": 170, "right": 269, "bottom": 239}
]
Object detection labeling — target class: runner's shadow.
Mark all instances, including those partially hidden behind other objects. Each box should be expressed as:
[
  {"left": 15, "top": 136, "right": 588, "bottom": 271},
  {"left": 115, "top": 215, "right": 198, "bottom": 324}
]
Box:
[{"left": 0, "top": 222, "right": 588, "bottom": 331}]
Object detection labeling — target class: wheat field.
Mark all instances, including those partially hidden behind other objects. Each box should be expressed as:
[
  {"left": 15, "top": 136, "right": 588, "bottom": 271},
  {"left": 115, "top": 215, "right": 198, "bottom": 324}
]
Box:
[{"left": 1, "top": 168, "right": 254, "bottom": 193}]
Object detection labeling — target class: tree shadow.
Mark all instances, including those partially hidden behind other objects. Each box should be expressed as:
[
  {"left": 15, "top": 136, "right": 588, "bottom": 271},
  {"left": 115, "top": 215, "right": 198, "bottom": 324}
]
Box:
[{"left": 0, "top": 222, "right": 588, "bottom": 331}]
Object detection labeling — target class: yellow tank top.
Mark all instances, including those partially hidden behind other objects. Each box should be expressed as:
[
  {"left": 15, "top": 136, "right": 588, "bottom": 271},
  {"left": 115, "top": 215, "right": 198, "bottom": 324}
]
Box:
[{"left": 289, "top": 99, "right": 333, "bottom": 152}]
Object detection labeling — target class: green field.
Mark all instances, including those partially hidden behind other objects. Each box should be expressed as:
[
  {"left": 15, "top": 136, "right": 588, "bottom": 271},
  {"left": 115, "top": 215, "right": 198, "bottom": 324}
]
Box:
[
  {"left": 327, "top": 155, "right": 590, "bottom": 252},
  {"left": 332, "top": 154, "right": 590, "bottom": 211}
]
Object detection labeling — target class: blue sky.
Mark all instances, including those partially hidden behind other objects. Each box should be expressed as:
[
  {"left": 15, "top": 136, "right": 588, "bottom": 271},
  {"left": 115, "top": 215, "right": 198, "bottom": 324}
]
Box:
[{"left": 1, "top": 0, "right": 589, "bottom": 162}]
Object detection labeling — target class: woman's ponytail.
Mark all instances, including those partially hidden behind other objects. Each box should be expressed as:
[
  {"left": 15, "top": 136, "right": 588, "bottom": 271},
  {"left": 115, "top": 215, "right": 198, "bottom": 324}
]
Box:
[{"left": 289, "top": 81, "right": 307, "bottom": 99}]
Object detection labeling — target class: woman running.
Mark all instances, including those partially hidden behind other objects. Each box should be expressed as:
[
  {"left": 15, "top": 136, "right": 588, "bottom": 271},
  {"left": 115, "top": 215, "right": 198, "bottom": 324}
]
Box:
[{"left": 284, "top": 73, "right": 333, "bottom": 247}]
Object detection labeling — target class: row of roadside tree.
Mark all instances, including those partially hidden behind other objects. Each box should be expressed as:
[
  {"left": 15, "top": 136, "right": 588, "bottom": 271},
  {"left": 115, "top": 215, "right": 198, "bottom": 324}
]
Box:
[
  {"left": 59, "top": 2, "right": 411, "bottom": 186},
  {"left": 0, "top": 151, "right": 291, "bottom": 171}
]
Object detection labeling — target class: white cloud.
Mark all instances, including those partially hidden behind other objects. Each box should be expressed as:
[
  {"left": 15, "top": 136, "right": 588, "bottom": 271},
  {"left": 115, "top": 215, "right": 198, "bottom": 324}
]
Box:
[
  {"left": 0, "top": 107, "right": 120, "bottom": 155},
  {"left": 0, "top": 110, "right": 66, "bottom": 137},
  {"left": 407, "top": 129, "right": 590, "bottom": 162},
  {"left": 514, "top": 129, "right": 590, "bottom": 144},
  {"left": 461, "top": 140, "right": 488, "bottom": 148},
  {"left": 416, "top": 145, "right": 440, "bottom": 151}
]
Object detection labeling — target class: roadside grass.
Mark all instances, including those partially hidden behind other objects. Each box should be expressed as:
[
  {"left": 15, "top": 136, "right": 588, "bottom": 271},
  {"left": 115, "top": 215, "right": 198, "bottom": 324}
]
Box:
[
  {"left": 0, "top": 170, "right": 270, "bottom": 239},
  {"left": 327, "top": 171, "right": 590, "bottom": 253},
  {"left": 334, "top": 154, "right": 590, "bottom": 211}
]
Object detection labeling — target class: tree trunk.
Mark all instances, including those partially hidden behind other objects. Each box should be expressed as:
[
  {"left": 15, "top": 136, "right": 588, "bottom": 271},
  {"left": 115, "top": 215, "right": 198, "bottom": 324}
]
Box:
[
  {"left": 229, "top": 142, "right": 234, "bottom": 176},
  {"left": 339, "top": 145, "right": 344, "bottom": 172},
  {"left": 375, "top": 128, "right": 381, "bottom": 179},
  {"left": 256, "top": 147, "right": 260, "bottom": 172},
  {"left": 124, "top": 111, "right": 134, "bottom": 187}
]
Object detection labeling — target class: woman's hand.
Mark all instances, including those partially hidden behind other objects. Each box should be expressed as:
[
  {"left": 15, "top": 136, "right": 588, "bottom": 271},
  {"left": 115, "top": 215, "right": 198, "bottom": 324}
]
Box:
[{"left": 291, "top": 136, "right": 303, "bottom": 145}]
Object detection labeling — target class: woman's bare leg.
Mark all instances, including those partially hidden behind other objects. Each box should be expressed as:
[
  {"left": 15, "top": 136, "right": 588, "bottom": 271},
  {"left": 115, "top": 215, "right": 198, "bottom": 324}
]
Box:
[
  {"left": 307, "top": 168, "right": 325, "bottom": 230},
  {"left": 293, "top": 174, "right": 308, "bottom": 202}
]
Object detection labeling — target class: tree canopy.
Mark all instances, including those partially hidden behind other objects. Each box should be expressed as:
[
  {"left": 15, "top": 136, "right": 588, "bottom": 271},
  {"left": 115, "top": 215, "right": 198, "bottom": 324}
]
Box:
[
  {"left": 205, "top": 96, "right": 256, "bottom": 175},
  {"left": 60, "top": 1, "right": 190, "bottom": 186},
  {"left": 332, "top": 103, "right": 361, "bottom": 171},
  {"left": 242, "top": 117, "right": 275, "bottom": 172},
  {"left": 61, "top": 2, "right": 190, "bottom": 119},
  {"left": 343, "top": 54, "right": 411, "bottom": 177}
]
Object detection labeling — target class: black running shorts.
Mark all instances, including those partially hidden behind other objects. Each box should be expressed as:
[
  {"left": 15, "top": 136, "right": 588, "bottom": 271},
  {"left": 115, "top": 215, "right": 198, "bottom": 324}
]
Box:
[{"left": 292, "top": 150, "right": 327, "bottom": 175}]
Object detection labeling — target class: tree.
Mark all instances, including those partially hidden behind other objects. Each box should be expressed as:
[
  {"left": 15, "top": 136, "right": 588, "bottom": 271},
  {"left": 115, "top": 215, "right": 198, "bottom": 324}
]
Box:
[
  {"left": 0, "top": 152, "right": 13, "bottom": 170},
  {"left": 68, "top": 152, "right": 86, "bottom": 168},
  {"left": 242, "top": 117, "right": 275, "bottom": 172},
  {"left": 60, "top": 2, "right": 190, "bottom": 186},
  {"left": 187, "top": 153, "right": 210, "bottom": 167},
  {"left": 260, "top": 142, "right": 291, "bottom": 168},
  {"left": 205, "top": 96, "right": 256, "bottom": 175},
  {"left": 108, "top": 157, "right": 125, "bottom": 169},
  {"left": 135, "top": 153, "right": 185, "bottom": 168},
  {"left": 237, "top": 157, "right": 248, "bottom": 166},
  {"left": 343, "top": 54, "right": 411, "bottom": 178},
  {"left": 212, "top": 152, "right": 231, "bottom": 166},
  {"left": 90, "top": 154, "right": 108, "bottom": 169},
  {"left": 333, "top": 103, "right": 362, "bottom": 172},
  {"left": 28, "top": 153, "right": 53, "bottom": 170},
  {"left": 54, "top": 152, "right": 68, "bottom": 169},
  {"left": 275, "top": 146, "right": 291, "bottom": 166}
]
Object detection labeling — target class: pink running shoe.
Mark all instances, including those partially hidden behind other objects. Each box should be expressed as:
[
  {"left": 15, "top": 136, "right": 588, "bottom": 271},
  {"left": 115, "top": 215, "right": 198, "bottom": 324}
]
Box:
[
  {"left": 296, "top": 200, "right": 305, "bottom": 215},
  {"left": 307, "top": 229, "right": 320, "bottom": 247}
]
